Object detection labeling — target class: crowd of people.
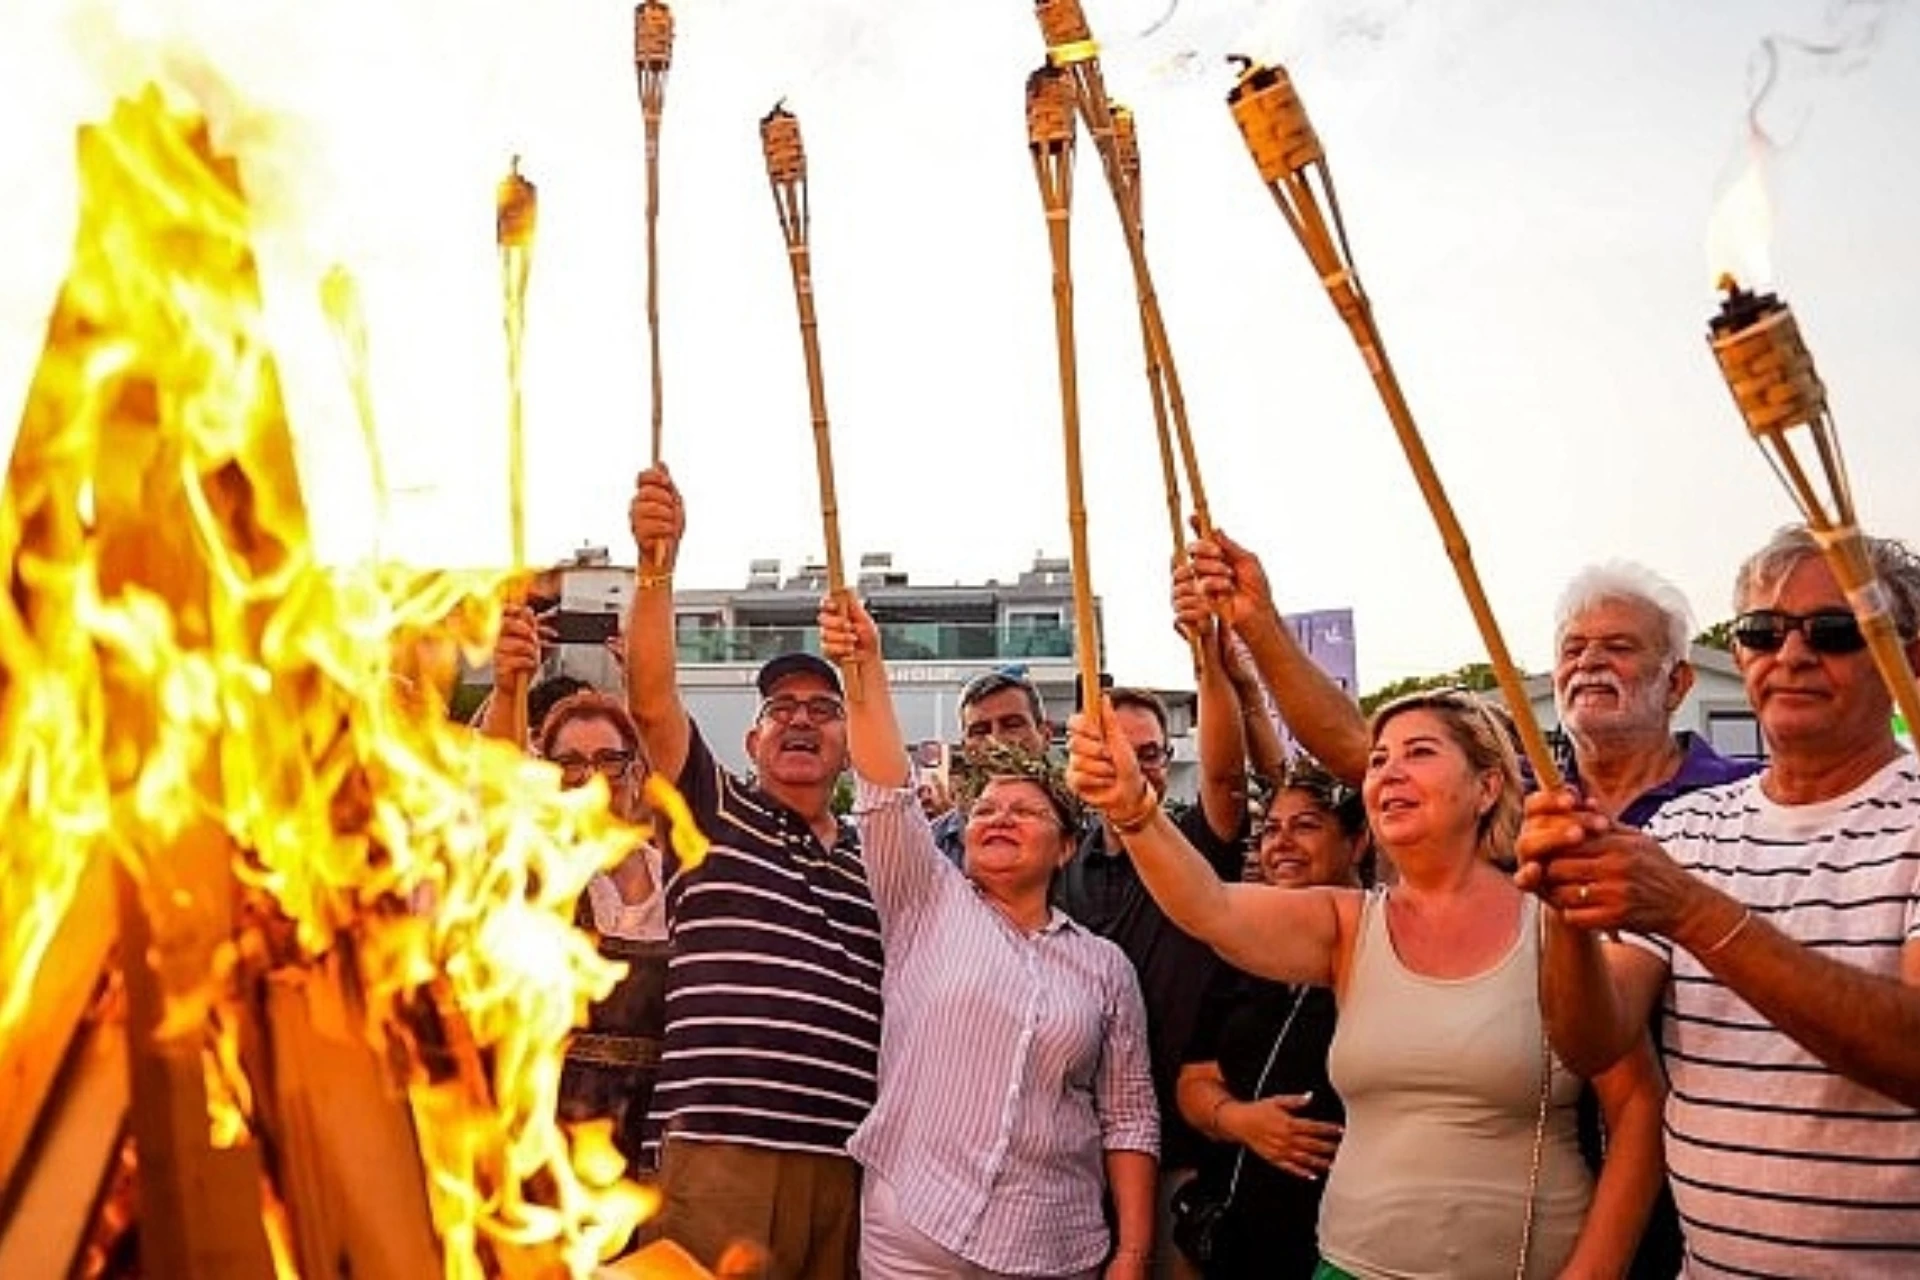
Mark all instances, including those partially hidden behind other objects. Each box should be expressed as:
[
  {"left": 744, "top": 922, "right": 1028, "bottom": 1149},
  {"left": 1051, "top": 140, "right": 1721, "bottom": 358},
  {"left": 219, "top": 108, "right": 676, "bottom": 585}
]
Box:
[{"left": 477, "top": 466, "right": 1920, "bottom": 1279}]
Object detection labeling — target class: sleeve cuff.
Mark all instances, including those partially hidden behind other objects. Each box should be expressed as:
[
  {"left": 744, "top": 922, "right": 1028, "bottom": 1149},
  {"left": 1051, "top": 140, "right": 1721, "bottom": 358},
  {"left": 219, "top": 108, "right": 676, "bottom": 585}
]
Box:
[{"left": 852, "top": 773, "right": 917, "bottom": 816}]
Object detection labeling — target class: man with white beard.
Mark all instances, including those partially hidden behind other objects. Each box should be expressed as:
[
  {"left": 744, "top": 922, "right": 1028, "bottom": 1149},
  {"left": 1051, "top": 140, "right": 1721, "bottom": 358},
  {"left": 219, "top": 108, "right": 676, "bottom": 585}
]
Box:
[{"left": 1546, "top": 562, "right": 1756, "bottom": 825}]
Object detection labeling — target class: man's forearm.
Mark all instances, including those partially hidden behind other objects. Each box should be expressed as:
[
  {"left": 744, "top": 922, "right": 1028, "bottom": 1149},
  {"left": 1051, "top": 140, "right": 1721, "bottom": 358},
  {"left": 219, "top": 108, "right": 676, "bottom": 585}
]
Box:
[
  {"left": 1235, "top": 609, "right": 1368, "bottom": 785},
  {"left": 1540, "top": 915, "right": 1640, "bottom": 1078},
  {"left": 1676, "top": 889, "right": 1920, "bottom": 1108},
  {"left": 625, "top": 572, "right": 690, "bottom": 778}
]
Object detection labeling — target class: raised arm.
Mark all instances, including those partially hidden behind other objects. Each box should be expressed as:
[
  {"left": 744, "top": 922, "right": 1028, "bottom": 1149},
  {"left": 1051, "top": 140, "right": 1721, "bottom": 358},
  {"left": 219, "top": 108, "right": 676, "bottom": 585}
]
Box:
[
  {"left": 1225, "top": 636, "right": 1290, "bottom": 790},
  {"left": 1067, "top": 700, "right": 1348, "bottom": 986},
  {"left": 1522, "top": 788, "right": 1920, "bottom": 1108},
  {"left": 624, "top": 465, "right": 691, "bottom": 782},
  {"left": 818, "top": 592, "right": 907, "bottom": 789},
  {"left": 1518, "top": 790, "right": 1670, "bottom": 1076},
  {"left": 478, "top": 602, "right": 544, "bottom": 746},
  {"left": 1188, "top": 530, "right": 1369, "bottom": 786},
  {"left": 1172, "top": 565, "right": 1251, "bottom": 845}
]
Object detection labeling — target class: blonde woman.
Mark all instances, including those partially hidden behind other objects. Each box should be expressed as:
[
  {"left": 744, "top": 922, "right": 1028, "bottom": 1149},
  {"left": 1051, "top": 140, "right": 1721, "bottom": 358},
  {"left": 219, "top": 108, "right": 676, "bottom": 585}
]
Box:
[{"left": 1068, "top": 681, "right": 1663, "bottom": 1280}]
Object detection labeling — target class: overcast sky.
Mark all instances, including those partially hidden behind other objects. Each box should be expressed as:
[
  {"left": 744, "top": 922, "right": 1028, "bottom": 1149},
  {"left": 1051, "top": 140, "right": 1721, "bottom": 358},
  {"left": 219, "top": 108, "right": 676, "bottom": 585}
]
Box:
[{"left": 1, "top": 0, "right": 1914, "bottom": 693}]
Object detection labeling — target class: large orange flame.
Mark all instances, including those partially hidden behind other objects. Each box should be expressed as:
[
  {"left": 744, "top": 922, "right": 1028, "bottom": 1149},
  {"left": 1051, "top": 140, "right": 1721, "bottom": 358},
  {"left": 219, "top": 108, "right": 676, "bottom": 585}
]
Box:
[{"left": 0, "top": 84, "right": 695, "bottom": 1277}]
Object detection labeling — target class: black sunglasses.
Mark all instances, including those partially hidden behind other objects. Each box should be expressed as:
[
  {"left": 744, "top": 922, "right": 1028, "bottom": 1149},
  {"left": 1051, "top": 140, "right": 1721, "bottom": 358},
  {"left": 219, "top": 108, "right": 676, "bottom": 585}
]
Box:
[{"left": 1732, "top": 608, "right": 1867, "bottom": 656}]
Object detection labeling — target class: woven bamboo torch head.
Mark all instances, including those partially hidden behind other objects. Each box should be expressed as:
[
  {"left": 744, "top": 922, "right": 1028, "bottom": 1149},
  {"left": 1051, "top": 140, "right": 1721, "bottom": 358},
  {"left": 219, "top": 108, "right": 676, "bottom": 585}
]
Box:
[
  {"left": 1027, "top": 65, "right": 1078, "bottom": 156},
  {"left": 761, "top": 102, "right": 806, "bottom": 185},
  {"left": 635, "top": 1, "right": 675, "bottom": 70},
  {"left": 1112, "top": 105, "right": 1141, "bottom": 187},
  {"left": 1036, "top": 0, "right": 1096, "bottom": 61},
  {"left": 1226, "top": 58, "right": 1324, "bottom": 184},
  {"left": 1707, "top": 280, "right": 1846, "bottom": 525},
  {"left": 496, "top": 156, "right": 538, "bottom": 249}
]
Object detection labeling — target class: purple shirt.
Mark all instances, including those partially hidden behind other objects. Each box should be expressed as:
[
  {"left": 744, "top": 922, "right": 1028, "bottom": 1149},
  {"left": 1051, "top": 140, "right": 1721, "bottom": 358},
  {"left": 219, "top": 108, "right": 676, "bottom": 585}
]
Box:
[
  {"left": 848, "top": 779, "right": 1158, "bottom": 1275},
  {"left": 1548, "top": 730, "right": 1761, "bottom": 829}
]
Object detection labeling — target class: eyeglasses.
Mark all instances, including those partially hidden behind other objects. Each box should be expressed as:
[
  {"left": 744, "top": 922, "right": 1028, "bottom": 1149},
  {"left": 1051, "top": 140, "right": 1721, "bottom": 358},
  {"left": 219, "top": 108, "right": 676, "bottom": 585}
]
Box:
[
  {"left": 1732, "top": 608, "right": 1867, "bottom": 656},
  {"left": 966, "top": 799, "right": 1061, "bottom": 827},
  {"left": 1133, "top": 743, "right": 1170, "bottom": 769},
  {"left": 550, "top": 748, "right": 638, "bottom": 785},
  {"left": 758, "top": 694, "right": 847, "bottom": 726}
]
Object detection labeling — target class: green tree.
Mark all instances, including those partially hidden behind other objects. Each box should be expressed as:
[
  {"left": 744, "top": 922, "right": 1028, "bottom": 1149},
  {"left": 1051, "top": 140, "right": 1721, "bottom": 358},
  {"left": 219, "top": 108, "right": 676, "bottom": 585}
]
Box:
[
  {"left": 1359, "top": 661, "right": 1500, "bottom": 717},
  {"left": 1694, "top": 618, "right": 1735, "bottom": 651}
]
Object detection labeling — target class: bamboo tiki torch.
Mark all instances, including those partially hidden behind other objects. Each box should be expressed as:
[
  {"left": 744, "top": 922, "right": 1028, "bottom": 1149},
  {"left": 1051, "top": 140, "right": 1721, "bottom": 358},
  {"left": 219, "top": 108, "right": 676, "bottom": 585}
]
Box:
[
  {"left": 761, "top": 104, "right": 862, "bottom": 700},
  {"left": 1708, "top": 283, "right": 1920, "bottom": 739},
  {"left": 1035, "top": 0, "right": 1213, "bottom": 540},
  {"left": 1225, "top": 60, "right": 1562, "bottom": 788},
  {"left": 319, "top": 267, "right": 390, "bottom": 564},
  {"left": 1029, "top": 65, "right": 1104, "bottom": 717},
  {"left": 496, "top": 156, "right": 538, "bottom": 746},
  {"left": 634, "top": 2, "right": 673, "bottom": 467},
  {"left": 1113, "top": 106, "right": 1206, "bottom": 674}
]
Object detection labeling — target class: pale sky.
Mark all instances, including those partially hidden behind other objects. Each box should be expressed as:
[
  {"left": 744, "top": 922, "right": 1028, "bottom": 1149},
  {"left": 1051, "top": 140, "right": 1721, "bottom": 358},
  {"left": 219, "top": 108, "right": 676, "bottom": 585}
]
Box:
[{"left": 1, "top": 0, "right": 1915, "bottom": 694}]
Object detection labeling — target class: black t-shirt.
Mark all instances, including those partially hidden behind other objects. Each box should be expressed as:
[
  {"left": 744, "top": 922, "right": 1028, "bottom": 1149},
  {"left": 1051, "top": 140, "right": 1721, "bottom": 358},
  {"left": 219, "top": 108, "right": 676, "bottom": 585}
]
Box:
[
  {"left": 1183, "top": 972, "right": 1340, "bottom": 1279},
  {"left": 1054, "top": 801, "right": 1247, "bottom": 1170}
]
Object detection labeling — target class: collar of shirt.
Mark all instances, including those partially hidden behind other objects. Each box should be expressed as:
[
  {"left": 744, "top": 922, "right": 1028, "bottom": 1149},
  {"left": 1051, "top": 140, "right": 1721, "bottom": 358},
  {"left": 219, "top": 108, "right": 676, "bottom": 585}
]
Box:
[
  {"left": 1557, "top": 730, "right": 1761, "bottom": 828},
  {"left": 969, "top": 879, "right": 1081, "bottom": 937}
]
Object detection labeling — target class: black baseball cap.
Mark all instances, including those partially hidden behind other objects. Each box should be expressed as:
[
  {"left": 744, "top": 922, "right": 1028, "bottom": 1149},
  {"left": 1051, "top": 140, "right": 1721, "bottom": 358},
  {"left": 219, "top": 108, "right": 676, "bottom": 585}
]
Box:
[{"left": 756, "top": 652, "right": 844, "bottom": 697}]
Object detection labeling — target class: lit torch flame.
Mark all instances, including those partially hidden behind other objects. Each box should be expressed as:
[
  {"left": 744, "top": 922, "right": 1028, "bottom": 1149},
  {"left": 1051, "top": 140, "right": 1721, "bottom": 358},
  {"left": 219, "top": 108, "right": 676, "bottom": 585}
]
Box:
[{"left": 1707, "top": 137, "right": 1774, "bottom": 295}]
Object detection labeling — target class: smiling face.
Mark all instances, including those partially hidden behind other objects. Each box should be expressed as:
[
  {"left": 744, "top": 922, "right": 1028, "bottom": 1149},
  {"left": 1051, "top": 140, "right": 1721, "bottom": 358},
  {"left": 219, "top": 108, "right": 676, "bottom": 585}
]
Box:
[
  {"left": 1257, "top": 787, "right": 1363, "bottom": 889},
  {"left": 962, "top": 776, "right": 1073, "bottom": 896},
  {"left": 744, "top": 671, "right": 849, "bottom": 792},
  {"left": 552, "top": 706, "right": 648, "bottom": 825},
  {"left": 1736, "top": 555, "right": 1895, "bottom": 760},
  {"left": 1363, "top": 706, "right": 1504, "bottom": 861},
  {"left": 1553, "top": 596, "right": 1688, "bottom": 741}
]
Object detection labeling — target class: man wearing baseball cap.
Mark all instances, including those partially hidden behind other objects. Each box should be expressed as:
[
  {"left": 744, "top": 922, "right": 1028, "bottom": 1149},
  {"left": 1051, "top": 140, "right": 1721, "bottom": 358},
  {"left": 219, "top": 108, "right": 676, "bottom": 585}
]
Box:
[{"left": 624, "top": 465, "right": 879, "bottom": 1280}]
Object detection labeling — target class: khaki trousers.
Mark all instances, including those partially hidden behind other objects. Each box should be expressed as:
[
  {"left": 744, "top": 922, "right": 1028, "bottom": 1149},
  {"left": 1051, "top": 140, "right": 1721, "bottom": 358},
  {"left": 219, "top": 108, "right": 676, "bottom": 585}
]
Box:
[{"left": 651, "top": 1139, "right": 859, "bottom": 1280}]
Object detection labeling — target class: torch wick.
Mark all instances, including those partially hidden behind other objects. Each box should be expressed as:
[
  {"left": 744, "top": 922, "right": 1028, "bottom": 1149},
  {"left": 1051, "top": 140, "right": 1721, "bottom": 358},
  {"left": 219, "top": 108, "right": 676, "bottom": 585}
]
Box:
[{"left": 1227, "top": 53, "right": 1253, "bottom": 76}]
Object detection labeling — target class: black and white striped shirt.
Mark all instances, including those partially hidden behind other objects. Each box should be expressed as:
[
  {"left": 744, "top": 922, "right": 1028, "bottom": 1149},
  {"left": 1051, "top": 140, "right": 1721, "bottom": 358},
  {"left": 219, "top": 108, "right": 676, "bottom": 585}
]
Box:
[
  {"left": 1634, "top": 757, "right": 1920, "bottom": 1277},
  {"left": 643, "top": 727, "right": 883, "bottom": 1156}
]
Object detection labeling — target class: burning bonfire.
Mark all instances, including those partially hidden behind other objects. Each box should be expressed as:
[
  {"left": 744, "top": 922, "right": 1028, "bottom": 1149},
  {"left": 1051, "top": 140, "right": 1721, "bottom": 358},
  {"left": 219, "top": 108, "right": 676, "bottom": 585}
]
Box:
[{"left": 0, "top": 84, "right": 685, "bottom": 1278}]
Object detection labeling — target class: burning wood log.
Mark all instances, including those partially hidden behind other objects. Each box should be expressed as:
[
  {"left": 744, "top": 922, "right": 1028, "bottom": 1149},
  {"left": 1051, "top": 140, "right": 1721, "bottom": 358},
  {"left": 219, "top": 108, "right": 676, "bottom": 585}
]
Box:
[
  {"left": 1, "top": 84, "right": 646, "bottom": 1280},
  {"left": 1708, "top": 281, "right": 1920, "bottom": 736},
  {"left": 1226, "top": 59, "right": 1562, "bottom": 788},
  {"left": 1028, "top": 64, "right": 1105, "bottom": 716},
  {"left": 635, "top": 2, "right": 675, "bottom": 466}
]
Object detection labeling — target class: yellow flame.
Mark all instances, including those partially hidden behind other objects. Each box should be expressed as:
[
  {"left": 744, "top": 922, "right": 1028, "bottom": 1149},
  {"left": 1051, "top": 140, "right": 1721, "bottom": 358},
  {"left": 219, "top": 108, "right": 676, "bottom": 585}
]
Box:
[
  {"left": 0, "top": 85, "right": 660, "bottom": 1277},
  {"left": 1707, "top": 138, "right": 1774, "bottom": 291}
]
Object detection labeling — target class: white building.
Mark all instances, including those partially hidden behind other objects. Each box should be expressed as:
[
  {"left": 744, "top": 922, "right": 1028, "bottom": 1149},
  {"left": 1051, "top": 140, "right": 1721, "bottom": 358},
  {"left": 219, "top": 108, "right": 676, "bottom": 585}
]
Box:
[{"left": 471, "top": 548, "right": 1213, "bottom": 797}]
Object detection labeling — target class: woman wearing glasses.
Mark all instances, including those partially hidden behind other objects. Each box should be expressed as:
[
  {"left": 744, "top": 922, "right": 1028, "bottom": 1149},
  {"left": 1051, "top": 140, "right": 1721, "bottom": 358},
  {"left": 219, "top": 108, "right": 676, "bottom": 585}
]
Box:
[
  {"left": 1067, "top": 638, "right": 1663, "bottom": 1279},
  {"left": 535, "top": 690, "right": 669, "bottom": 1176},
  {"left": 1171, "top": 761, "right": 1365, "bottom": 1277},
  {"left": 819, "top": 595, "right": 1160, "bottom": 1280}
]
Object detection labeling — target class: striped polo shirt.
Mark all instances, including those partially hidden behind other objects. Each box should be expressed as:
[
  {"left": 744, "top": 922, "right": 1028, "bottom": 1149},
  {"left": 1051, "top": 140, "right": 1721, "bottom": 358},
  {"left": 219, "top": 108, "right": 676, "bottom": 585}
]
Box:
[
  {"left": 1633, "top": 756, "right": 1920, "bottom": 1276},
  {"left": 643, "top": 727, "right": 883, "bottom": 1156}
]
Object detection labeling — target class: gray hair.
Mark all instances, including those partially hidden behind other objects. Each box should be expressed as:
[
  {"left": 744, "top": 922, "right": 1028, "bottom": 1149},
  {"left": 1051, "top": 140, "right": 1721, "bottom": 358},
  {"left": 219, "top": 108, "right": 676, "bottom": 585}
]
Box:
[
  {"left": 1734, "top": 525, "right": 1920, "bottom": 638},
  {"left": 1555, "top": 561, "right": 1695, "bottom": 663}
]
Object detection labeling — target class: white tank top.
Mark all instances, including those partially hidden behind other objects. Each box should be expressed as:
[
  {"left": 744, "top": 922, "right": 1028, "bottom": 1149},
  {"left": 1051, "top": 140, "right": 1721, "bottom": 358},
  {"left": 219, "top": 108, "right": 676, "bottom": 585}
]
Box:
[{"left": 1318, "top": 889, "right": 1591, "bottom": 1279}]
